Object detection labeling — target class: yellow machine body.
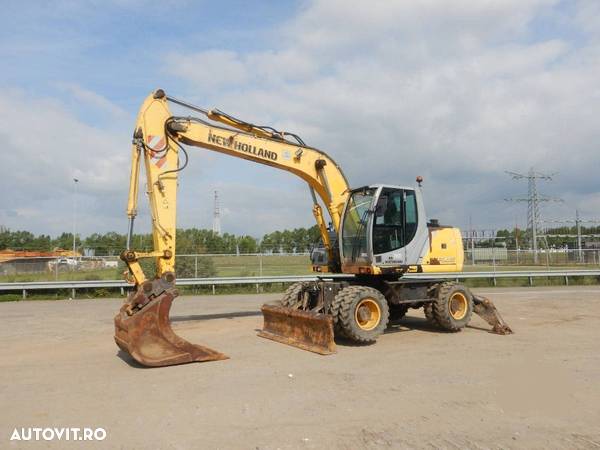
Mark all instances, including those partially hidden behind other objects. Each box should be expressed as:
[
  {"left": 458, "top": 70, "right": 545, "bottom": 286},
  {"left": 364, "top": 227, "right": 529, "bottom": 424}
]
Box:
[{"left": 421, "top": 227, "right": 464, "bottom": 273}]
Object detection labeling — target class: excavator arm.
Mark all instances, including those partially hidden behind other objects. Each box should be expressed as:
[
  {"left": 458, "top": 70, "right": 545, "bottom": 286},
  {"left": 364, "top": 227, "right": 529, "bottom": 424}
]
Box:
[
  {"left": 115, "top": 89, "right": 350, "bottom": 366},
  {"left": 123, "top": 90, "right": 349, "bottom": 284}
]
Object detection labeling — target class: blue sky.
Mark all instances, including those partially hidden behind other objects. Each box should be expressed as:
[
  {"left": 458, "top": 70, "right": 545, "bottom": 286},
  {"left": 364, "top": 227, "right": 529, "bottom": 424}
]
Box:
[
  {"left": 1, "top": 1, "right": 299, "bottom": 115},
  {"left": 1, "top": 0, "right": 599, "bottom": 238}
]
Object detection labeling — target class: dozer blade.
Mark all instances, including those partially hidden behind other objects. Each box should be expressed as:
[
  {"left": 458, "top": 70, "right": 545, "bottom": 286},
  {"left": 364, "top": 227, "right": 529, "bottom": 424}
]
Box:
[
  {"left": 472, "top": 294, "right": 514, "bottom": 335},
  {"left": 114, "top": 288, "right": 228, "bottom": 367},
  {"left": 258, "top": 304, "right": 336, "bottom": 355}
]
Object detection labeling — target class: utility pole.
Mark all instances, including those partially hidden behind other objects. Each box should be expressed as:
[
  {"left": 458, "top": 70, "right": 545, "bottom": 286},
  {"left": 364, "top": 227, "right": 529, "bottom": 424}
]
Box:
[
  {"left": 212, "top": 190, "right": 221, "bottom": 235},
  {"left": 576, "top": 209, "right": 582, "bottom": 262},
  {"left": 505, "top": 168, "right": 560, "bottom": 263},
  {"left": 72, "top": 178, "right": 79, "bottom": 256},
  {"left": 469, "top": 215, "right": 475, "bottom": 265}
]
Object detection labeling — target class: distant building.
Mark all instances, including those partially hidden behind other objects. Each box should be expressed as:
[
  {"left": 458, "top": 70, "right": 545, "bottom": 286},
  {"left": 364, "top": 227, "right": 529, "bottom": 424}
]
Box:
[
  {"left": 583, "top": 241, "right": 600, "bottom": 250},
  {"left": 0, "top": 249, "right": 80, "bottom": 275}
]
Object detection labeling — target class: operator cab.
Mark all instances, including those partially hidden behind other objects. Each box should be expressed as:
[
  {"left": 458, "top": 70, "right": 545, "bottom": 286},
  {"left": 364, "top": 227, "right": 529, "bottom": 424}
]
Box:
[{"left": 339, "top": 184, "right": 429, "bottom": 274}]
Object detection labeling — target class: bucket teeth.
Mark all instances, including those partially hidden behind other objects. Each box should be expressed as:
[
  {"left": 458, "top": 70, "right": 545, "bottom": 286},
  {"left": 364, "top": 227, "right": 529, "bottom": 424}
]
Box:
[
  {"left": 258, "top": 304, "right": 336, "bottom": 355},
  {"left": 114, "top": 288, "right": 228, "bottom": 367}
]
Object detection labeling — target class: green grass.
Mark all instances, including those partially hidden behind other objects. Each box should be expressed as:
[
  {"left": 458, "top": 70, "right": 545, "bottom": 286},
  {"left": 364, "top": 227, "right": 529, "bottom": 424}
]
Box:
[
  {"left": 1, "top": 254, "right": 598, "bottom": 302},
  {"left": 1, "top": 275, "right": 598, "bottom": 302},
  {"left": 0, "top": 268, "right": 119, "bottom": 283},
  {"left": 463, "top": 264, "right": 598, "bottom": 272},
  {"left": 0, "top": 288, "right": 121, "bottom": 302},
  {"left": 3, "top": 254, "right": 597, "bottom": 284},
  {"left": 463, "top": 275, "right": 600, "bottom": 288},
  {"left": 0, "top": 256, "right": 313, "bottom": 283},
  {"left": 209, "top": 255, "right": 311, "bottom": 277}
]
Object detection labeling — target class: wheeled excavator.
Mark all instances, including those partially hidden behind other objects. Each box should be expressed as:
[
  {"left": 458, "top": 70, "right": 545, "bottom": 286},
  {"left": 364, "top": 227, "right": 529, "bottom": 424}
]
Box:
[{"left": 114, "top": 89, "right": 512, "bottom": 367}]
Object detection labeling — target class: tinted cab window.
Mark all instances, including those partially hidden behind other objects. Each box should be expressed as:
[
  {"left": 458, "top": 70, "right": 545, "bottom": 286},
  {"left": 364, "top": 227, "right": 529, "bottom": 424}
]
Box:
[{"left": 373, "top": 188, "right": 418, "bottom": 254}]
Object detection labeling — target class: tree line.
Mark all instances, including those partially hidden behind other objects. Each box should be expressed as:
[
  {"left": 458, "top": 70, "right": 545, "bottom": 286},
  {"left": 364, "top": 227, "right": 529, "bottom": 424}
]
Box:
[
  {"left": 4, "top": 223, "right": 598, "bottom": 255},
  {"left": 0, "top": 226, "right": 322, "bottom": 255}
]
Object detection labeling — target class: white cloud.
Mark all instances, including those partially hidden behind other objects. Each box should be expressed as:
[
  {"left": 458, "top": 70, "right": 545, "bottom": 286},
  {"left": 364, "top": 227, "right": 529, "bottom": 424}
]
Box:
[
  {"left": 165, "top": 0, "right": 600, "bottom": 230},
  {"left": 55, "top": 83, "right": 128, "bottom": 118},
  {"left": 166, "top": 50, "right": 249, "bottom": 89},
  {"left": 3, "top": 0, "right": 599, "bottom": 240},
  {"left": 0, "top": 89, "right": 130, "bottom": 235},
  {"left": 573, "top": 0, "right": 600, "bottom": 37}
]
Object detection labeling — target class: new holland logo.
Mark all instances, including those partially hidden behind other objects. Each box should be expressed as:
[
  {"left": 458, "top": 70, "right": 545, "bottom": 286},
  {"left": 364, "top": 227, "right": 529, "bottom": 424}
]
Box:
[{"left": 208, "top": 131, "right": 278, "bottom": 161}]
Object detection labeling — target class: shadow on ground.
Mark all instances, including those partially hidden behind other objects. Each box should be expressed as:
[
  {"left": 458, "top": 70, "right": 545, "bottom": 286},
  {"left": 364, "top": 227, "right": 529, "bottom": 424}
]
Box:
[
  {"left": 116, "top": 350, "right": 149, "bottom": 368},
  {"left": 171, "top": 310, "right": 262, "bottom": 322}
]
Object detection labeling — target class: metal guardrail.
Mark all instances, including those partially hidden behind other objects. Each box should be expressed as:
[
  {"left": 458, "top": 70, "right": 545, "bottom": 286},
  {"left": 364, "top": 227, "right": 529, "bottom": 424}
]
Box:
[
  {"left": 404, "top": 269, "right": 600, "bottom": 286},
  {"left": 1, "top": 270, "right": 599, "bottom": 299},
  {"left": 0, "top": 274, "right": 351, "bottom": 298},
  {"left": 0, "top": 274, "right": 347, "bottom": 291}
]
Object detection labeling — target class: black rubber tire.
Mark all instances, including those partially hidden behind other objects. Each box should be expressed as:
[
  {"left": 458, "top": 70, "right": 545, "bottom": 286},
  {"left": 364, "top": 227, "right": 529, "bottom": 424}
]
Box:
[
  {"left": 389, "top": 304, "right": 409, "bottom": 322},
  {"left": 336, "top": 286, "right": 389, "bottom": 344},
  {"left": 423, "top": 303, "right": 439, "bottom": 327},
  {"left": 330, "top": 287, "right": 347, "bottom": 337},
  {"left": 432, "top": 282, "right": 473, "bottom": 332},
  {"left": 280, "top": 282, "right": 305, "bottom": 308}
]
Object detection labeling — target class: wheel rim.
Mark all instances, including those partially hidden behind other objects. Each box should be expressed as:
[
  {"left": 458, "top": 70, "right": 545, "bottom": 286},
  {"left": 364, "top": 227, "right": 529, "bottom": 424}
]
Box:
[
  {"left": 448, "top": 292, "right": 468, "bottom": 320},
  {"left": 354, "top": 298, "right": 381, "bottom": 331}
]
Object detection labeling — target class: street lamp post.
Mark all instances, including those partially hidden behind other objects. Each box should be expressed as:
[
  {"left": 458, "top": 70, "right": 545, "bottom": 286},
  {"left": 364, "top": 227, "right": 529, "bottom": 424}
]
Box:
[{"left": 72, "top": 178, "right": 79, "bottom": 257}]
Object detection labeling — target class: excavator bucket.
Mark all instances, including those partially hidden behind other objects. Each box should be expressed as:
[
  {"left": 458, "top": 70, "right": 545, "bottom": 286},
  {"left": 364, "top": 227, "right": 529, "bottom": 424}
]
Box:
[
  {"left": 472, "top": 294, "right": 513, "bottom": 335},
  {"left": 258, "top": 304, "right": 336, "bottom": 355},
  {"left": 114, "top": 284, "right": 228, "bottom": 367}
]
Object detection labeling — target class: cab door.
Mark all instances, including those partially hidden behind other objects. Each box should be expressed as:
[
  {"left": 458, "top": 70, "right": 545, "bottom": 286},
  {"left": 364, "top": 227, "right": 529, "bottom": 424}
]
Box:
[{"left": 371, "top": 188, "right": 428, "bottom": 267}]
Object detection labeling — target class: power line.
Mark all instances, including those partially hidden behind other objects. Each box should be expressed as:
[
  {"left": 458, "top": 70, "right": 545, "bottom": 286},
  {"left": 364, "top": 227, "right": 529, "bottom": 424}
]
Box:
[
  {"left": 505, "top": 167, "right": 562, "bottom": 262},
  {"left": 541, "top": 210, "right": 600, "bottom": 262}
]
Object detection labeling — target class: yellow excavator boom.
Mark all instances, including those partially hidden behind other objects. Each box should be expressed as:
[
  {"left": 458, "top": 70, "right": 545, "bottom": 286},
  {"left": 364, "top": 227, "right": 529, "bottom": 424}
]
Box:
[
  {"left": 115, "top": 89, "right": 351, "bottom": 366},
  {"left": 124, "top": 90, "right": 350, "bottom": 284}
]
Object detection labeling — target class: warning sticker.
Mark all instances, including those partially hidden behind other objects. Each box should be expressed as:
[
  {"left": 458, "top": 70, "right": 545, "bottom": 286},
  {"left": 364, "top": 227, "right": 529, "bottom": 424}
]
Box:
[{"left": 146, "top": 135, "right": 168, "bottom": 169}]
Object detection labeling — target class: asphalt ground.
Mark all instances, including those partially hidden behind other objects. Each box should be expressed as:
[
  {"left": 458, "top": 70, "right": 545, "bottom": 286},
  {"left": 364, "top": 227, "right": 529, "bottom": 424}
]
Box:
[{"left": 1, "top": 286, "right": 599, "bottom": 449}]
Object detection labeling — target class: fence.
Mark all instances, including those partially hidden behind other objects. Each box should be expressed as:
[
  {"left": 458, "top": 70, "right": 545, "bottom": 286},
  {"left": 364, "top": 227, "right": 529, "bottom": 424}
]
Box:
[
  {"left": 0, "top": 253, "right": 313, "bottom": 282},
  {"left": 2, "top": 270, "right": 599, "bottom": 300},
  {"left": 464, "top": 248, "right": 600, "bottom": 267},
  {"left": 0, "top": 249, "right": 599, "bottom": 283}
]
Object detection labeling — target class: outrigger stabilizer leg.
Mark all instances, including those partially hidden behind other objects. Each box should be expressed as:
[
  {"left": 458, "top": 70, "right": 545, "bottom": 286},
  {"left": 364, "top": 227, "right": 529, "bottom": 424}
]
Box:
[{"left": 472, "top": 294, "right": 513, "bottom": 335}]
